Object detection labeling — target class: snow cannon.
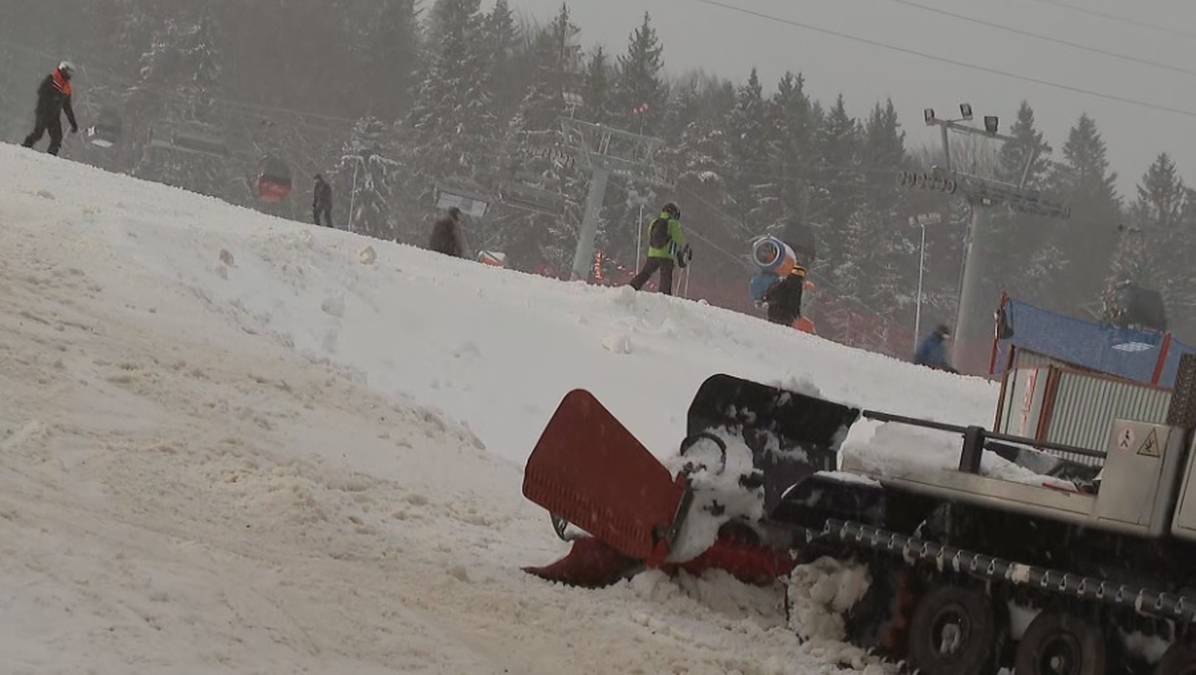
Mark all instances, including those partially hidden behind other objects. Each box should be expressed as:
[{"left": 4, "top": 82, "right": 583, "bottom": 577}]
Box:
[
  {"left": 520, "top": 374, "right": 861, "bottom": 587},
  {"left": 752, "top": 236, "right": 798, "bottom": 276}
]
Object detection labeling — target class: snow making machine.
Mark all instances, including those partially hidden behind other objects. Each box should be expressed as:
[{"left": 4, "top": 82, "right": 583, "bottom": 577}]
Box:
[{"left": 522, "top": 358, "right": 1196, "bottom": 674}]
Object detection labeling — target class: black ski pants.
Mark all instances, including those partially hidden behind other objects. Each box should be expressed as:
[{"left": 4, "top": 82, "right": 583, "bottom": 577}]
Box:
[
  {"left": 23, "top": 115, "right": 63, "bottom": 155},
  {"left": 629, "top": 257, "right": 674, "bottom": 295},
  {"left": 314, "top": 203, "right": 333, "bottom": 227}
]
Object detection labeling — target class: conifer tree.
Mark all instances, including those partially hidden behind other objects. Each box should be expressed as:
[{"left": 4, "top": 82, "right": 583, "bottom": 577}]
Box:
[{"left": 1048, "top": 113, "right": 1122, "bottom": 309}]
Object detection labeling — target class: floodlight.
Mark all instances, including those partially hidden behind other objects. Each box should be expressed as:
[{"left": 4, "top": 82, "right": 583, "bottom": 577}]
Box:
[
  {"left": 984, "top": 116, "right": 1000, "bottom": 134},
  {"left": 959, "top": 103, "right": 973, "bottom": 120},
  {"left": 924, "top": 108, "right": 936, "bottom": 125}
]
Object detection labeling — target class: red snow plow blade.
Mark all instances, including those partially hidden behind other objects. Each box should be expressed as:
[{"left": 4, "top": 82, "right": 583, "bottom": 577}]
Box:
[
  {"left": 521, "top": 376, "right": 860, "bottom": 587},
  {"left": 522, "top": 537, "right": 640, "bottom": 588},
  {"left": 521, "top": 389, "right": 689, "bottom": 565}
]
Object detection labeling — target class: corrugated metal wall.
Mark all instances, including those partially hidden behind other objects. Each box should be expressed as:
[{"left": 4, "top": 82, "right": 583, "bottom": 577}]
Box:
[{"left": 1043, "top": 372, "right": 1172, "bottom": 465}]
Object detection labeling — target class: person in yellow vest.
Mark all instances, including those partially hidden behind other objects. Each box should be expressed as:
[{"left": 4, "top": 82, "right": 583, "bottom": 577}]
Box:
[{"left": 628, "top": 202, "right": 690, "bottom": 295}]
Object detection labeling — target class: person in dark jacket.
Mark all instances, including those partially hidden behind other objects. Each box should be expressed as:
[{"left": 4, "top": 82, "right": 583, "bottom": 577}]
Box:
[
  {"left": 914, "top": 324, "right": 957, "bottom": 373},
  {"left": 22, "top": 61, "right": 79, "bottom": 156},
  {"left": 760, "top": 255, "right": 807, "bottom": 326},
  {"left": 313, "top": 174, "right": 333, "bottom": 227},
  {"left": 429, "top": 207, "right": 471, "bottom": 258}
]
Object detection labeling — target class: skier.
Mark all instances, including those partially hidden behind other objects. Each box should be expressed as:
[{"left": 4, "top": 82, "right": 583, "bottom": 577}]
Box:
[
  {"left": 914, "top": 324, "right": 958, "bottom": 373},
  {"left": 21, "top": 61, "right": 79, "bottom": 156},
  {"left": 313, "top": 174, "right": 333, "bottom": 227},
  {"left": 628, "top": 202, "right": 690, "bottom": 295},
  {"left": 429, "top": 207, "right": 471, "bottom": 259}
]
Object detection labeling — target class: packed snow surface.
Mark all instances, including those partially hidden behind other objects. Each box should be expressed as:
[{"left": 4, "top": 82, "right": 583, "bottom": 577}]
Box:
[{"left": 0, "top": 144, "right": 1000, "bottom": 673}]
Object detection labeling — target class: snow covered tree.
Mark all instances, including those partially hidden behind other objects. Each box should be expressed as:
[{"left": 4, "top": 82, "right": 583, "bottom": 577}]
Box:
[
  {"left": 769, "top": 72, "right": 819, "bottom": 228},
  {"left": 979, "top": 101, "right": 1059, "bottom": 305},
  {"left": 481, "top": 0, "right": 521, "bottom": 117},
  {"left": 726, "top": 68, "right": 773, "bottom": 228},
  {"left": 812, "top": 95, "right": 862, "bottom": 269},
  {"left": 599, "top": 12, "right": 670, "bottom": 270},
  {"left": 861, "top": 99, "right": 906, "bottom": 216},
  {"left": 612, "top": 12, "right": 668, "bottom": 135},
  {"left": 337, "top": 116, "right": 403, "bottom": 240},
  {"left": 997, "top": 101, "right": 1052, "bottom": 188},
  {"left": 498, "top": 3, "right": 585, "bottom": 271},
  {"left": 582, "top": 47, "right": 613, "bottom": 124},
  {"left": 859, "top": 99, "right": 912, "bottom": 321},
  {"left": 130, "top": 9, "right": 240, "bottom": 202},
  {"left": 403, "top": 0, "right": 499, "bottom": 187},
  {"left": 1104, "top": 153, "right": 1187, "bottom": 327},
  {"left": 1048, "top": 114, "right": 1122, "bottom": 310},
  {"left": 353, "top": 0, "right": 422, "bottom": 119},
  {"left": 833, "top": 207, "right": 872, "bottom": 304}
]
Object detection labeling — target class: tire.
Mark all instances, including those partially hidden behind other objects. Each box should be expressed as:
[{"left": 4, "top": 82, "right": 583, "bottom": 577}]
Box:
[
  {"left": 1155, "top": 641, "right": 1196, "bottom": 675},
  {"left": 1014, "top": 610, "right": 1107, "bottom": 675},
  {"left": 845, "top": 564, "right": 916, "bottom": 658},
  {"left": 907, "top": 584, "right": 1002, "bottom": 675}
]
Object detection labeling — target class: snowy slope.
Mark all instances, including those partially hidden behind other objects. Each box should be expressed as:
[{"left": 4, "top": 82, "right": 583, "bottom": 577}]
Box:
[
  {"left": 22, "top": 149, "right": 997, "bottom": 462},
  {"left": 0, "top": 143, "right": 998, "bottom": 674}
]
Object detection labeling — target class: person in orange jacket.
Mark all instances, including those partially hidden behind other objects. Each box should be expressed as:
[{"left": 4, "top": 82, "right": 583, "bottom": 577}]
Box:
[{"left": 22, "top": 61, "right": 79, "bottom": 156}]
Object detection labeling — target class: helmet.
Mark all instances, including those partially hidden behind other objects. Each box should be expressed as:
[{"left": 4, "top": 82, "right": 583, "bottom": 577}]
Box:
[
  {"left": 57, "top": 60, "right": 76, "bottom": 80},
  {"left": 662, "top": 202, "right": 680, "bottom": 219}
]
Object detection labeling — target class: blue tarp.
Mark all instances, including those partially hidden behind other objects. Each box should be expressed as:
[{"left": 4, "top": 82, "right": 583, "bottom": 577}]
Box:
[{"left": 992, "top": 299, "right": 1196, "bottom": 388}]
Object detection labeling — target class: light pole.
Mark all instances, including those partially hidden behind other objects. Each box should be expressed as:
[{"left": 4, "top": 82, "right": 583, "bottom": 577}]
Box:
[
  {"left": 914, "top": 217, "right": 926, "bottom": 350},
  {"left": 346, "top": 157, "right": 360, "bottom": 233},
  {"left": 631, "top": 102, "right": 650, "bottom": 274},
  {"left": 910, "top": 212, "right": 943, "bottom": 351}
]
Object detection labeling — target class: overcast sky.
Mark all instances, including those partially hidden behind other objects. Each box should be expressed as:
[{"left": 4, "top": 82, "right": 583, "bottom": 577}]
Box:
[{"left": 503, "top": 0, "right": 1196, "bottom": 198}]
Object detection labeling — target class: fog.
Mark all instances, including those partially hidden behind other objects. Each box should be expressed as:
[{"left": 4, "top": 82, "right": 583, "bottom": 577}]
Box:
[{"left": 507, "top": 0, "right": 1196, "bottom": 197}]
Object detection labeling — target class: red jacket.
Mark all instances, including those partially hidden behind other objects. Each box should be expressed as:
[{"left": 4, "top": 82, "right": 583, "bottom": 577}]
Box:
[{"left": 35, "top": 68, "right": 77, "bottom": 129}]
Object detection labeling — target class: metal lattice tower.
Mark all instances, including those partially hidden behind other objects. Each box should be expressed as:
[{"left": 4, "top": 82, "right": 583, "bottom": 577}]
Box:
[
  {"left": 559, "top": 117, "right": 672, "bottom": 281},
  {"left": 917, "top": 106, "right": 1071, "bottom": 374}
]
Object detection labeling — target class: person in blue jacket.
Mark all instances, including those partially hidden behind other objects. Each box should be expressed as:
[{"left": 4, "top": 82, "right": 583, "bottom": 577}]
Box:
[{"left": 914, "top": 324, "right": 957, "bottom": 373}]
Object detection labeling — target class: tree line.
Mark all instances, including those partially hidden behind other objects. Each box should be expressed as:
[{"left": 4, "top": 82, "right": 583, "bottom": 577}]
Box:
[{"left": 1, "top": 0, "right": 1191, "bottom": 352}]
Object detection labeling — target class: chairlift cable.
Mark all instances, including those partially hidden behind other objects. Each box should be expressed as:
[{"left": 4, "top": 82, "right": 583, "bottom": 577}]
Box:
[
  {"left": 1023, "top": 0, "right": 1196, "bottom": 41},
  {"left": 888, "top": 0, "right": 1196, "bottom": 79},
  {"left": 692, "top": 0, "right": 1196, "bottom": 119}
]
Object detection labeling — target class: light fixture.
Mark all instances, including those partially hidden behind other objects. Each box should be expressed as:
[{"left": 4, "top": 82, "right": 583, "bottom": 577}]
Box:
[
  {"left": 984, "top": 116, "right": 1000, "bottom": 134},
  {"left": 959, "top": 103, "right": 973, "bottom": 120},
  {"left": 924, "top": 108, "right": 936, "bottom": 125}
]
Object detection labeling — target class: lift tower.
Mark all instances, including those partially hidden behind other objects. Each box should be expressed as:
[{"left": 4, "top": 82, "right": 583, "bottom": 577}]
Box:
[{"left": 919, "top": 105, "right": 1070, "bottom": 375}]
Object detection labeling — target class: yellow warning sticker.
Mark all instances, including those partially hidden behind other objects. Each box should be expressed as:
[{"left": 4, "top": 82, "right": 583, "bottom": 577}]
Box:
[{"left": 1137, "top": 429, "right": 1162, "bottom": 458}]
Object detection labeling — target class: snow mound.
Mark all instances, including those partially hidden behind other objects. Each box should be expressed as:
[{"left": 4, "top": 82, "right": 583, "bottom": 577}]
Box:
[
  {"left": 788, "top": 558, "right": 898, "bottom": 674},
  {"left": 0, "top": 143, "right": 1004, "bottom": 673}
]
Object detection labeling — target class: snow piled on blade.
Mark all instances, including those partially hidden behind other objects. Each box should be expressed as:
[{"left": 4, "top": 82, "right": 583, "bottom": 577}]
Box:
[
  {"left": 663, "top": 430, "right": 765, "bottom": 562},
  {"left": 0, "top": 144, "right": 1002, "bottom": 673}
]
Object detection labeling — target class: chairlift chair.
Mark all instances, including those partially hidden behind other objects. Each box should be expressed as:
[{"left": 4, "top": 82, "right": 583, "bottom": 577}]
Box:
[
  {"left": 85, "top": 106, "right": 123, "bottom": 148},
  {"left": 148, "top": 122, "right": 230, "bottom": 158},
  {"left": 498, "top": 181, "right": 564, "bottom": 216}
]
